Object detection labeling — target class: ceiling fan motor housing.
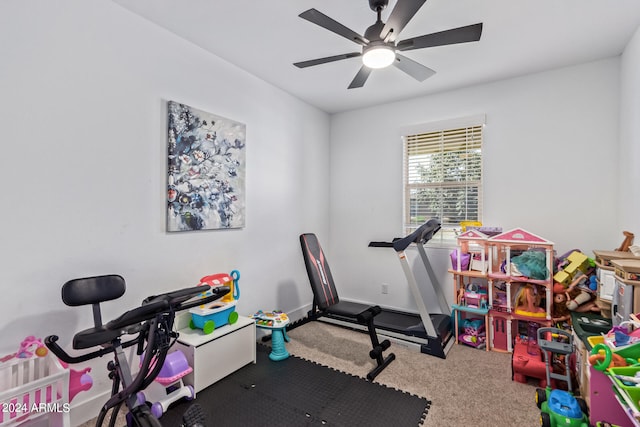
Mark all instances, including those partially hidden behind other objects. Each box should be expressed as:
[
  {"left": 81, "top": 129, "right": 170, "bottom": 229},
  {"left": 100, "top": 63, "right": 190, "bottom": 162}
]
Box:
[
  {"left": 364, "top": 19, "right": 387, "bottom": 42},
  {"left": 369, "top": 0, "right": 389, "bottom": 12}
]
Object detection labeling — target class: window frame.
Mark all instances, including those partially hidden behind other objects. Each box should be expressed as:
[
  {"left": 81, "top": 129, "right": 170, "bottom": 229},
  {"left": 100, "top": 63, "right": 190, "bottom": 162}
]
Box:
[{"left": 400, "top": 115, "right": 485, "bottom": 247}]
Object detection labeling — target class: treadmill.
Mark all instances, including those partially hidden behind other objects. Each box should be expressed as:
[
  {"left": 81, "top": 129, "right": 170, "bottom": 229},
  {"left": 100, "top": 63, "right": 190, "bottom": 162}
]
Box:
[{"left": 322, "top": 219, "right": 454, "bottom": 358}]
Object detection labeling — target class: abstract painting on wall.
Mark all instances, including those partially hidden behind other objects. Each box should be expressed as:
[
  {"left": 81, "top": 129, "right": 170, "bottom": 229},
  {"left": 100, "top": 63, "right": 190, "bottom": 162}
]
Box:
[{"left": 167, "top": 101, "right": 246, "bottom": 231}]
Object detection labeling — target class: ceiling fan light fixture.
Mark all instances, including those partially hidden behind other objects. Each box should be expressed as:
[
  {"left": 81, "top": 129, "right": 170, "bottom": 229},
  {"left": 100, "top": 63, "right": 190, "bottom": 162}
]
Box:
[{"left": 362, "top": 45, "right": 396, "bottom": 69}]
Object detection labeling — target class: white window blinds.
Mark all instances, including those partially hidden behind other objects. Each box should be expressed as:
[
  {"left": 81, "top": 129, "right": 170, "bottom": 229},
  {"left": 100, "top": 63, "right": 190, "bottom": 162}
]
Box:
[{"left": 403, "top": 124, "right": 483, "bottom": 237}]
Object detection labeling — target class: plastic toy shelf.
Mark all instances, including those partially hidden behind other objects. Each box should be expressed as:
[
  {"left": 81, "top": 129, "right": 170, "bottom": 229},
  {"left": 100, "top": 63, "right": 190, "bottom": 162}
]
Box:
[
  {"left": 449, "top": 229, "right": 491, "bottom": 351},
  {"left": 448, "top": 269, "right": 487, "bottom": 278},
  {"left": 487, "top": 273, "right": 550, "bottom": 287},
  {"left": 452, "top": 304, "right": 489, "bottom": 351},
  {"left": 451, "top": 304, "right": 489, "bottom": 316}
]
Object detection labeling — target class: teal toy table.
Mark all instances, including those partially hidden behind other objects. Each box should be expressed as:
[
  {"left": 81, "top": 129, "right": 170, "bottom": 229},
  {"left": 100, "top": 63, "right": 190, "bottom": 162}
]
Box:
[{"left": 252, "top": 311, "right": 291, "bottom": 361}]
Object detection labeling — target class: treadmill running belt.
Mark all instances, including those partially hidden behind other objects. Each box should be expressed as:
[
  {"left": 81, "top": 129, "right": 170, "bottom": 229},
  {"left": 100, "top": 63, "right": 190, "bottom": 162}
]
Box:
[
  {"left": 373, "top": 310, "right": 451, "bottom": 337},
  {"left": 327, "top": 308, "right": 451, "bottom": 339}
]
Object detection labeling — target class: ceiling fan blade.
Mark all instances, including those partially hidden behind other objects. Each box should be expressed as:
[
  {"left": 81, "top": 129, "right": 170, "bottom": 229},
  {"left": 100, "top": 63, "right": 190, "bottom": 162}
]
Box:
[
  {"left": 299, "top": 8, "right": 369, "bottom": 46},
  {"left": 294, "top": 52, "right": 362, "bottom": 68},
  {"left": 393, "top": 53, "right": 435, "bottom": 82},
  {"left": 348, "top": 66, "right": 372, "bottom": 89},
  {"left": 380, "top": 0, "right": 426, "bottom": 42},
  {"left": 397, "top": 23, "right": 483, "bottom": 51}
]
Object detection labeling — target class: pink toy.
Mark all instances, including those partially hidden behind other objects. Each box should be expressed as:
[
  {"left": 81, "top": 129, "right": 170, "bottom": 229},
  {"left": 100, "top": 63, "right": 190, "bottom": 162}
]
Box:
[
  {"left": 458, "top": 318, "right": 486, "bottom": 348},
  {"left": 512, "top": 337, "right": 548, "bottom": 387},
  {"left": 59, "top": 361, "right": 93, "bottom": 403},
  {"left": 490, "top": 312, "right": 511, "bottom": 352},
  {"left": 463, "top": 284, "right": 488, "bottom": 309},
  {"left": 0, "top": 353, "right": 71, "bottom": 426},
  {"left": 17, "top": 336, "right": 48, "bottom": 359},
  {"left": 0, "top": 338, "right": 92, "bottom": 426}
]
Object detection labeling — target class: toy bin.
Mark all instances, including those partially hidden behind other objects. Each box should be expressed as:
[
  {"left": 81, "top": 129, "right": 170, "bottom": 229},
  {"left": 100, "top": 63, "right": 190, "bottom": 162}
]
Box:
[
  {"left": 587, "top": 335, "right": 604, "bottom": 349},
  {"left": 610, "top": 366, "right": 640, "bottom": 411},
  {"left": 0, "top": 355, "right": 70, "bottom": 427},
  {"left": 189, "top": 300, "right": 239, "bottom": 334}
]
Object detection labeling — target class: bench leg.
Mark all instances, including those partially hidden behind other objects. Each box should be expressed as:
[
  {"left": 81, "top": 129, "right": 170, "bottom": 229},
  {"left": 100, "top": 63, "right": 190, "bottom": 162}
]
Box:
[{"left": 360, "top": 310, "right": 395, "bottom": 381}]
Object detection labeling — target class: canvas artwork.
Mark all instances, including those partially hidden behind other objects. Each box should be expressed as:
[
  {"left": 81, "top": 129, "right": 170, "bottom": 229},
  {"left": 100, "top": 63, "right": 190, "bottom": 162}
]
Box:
[{"left": 167, "top": 101, "right": 246, "bottom": 231}]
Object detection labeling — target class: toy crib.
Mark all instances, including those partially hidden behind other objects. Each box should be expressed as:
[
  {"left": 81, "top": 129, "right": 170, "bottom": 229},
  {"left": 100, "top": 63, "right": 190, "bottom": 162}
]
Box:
[
  {"left": 138, "top": 350, "right": 194, "bottom": 419},
  {"left": 0, "top": 354, "right": 70, "bottom": 427}
]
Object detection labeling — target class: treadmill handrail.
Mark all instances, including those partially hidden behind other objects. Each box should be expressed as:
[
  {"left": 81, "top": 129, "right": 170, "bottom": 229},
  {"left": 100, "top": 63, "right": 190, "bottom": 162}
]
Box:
[{"left": 392, "top": 219, "right": 441, "bottom": 252}]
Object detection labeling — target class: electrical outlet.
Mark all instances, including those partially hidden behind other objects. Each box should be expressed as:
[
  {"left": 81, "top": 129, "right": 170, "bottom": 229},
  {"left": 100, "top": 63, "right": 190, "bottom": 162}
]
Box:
[{"left": 381, "top": 283, "right": 389, "bottom": 294}]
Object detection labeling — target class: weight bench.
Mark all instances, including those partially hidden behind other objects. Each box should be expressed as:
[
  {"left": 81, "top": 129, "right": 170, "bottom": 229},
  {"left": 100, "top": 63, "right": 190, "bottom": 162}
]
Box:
[{"left": 297, "top": 233, "right": 395, "bottom": 381}]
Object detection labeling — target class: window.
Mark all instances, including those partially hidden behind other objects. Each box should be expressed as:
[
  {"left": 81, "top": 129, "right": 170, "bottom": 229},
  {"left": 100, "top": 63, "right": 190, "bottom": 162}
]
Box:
[{"left": 402, "top": 117, "right": 484, "bottom": 245}]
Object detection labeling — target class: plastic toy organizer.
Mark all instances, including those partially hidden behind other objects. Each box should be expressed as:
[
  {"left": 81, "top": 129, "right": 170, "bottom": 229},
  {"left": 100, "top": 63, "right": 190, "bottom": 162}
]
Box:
[
  {"left": 589, "top": 336, "right": 640, "bottom": 413},
  {"left": 610, "top": 365, "right": 640, "bottom": 412},
  {"left": 0, "top": 355, "right": 70, "bottom": 427}
]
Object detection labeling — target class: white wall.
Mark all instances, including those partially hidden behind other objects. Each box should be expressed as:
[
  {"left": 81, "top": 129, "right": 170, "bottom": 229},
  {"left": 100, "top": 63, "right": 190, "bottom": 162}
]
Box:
[
  {"left": 2, "top": 0, "right": 635, "bottom": 423},
  {"left": 0, "top": 1, "right": 329, "bottom": 423},
  {"left": 328, "top": 58, "right": 621, "bottom": 312},
  {"left": 620, "top": 26, "right": 640, "bottom": 233}
]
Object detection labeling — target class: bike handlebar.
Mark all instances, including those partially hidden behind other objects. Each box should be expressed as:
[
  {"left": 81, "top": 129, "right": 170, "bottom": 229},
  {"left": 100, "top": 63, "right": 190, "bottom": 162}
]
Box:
[
  {"left": 46, "top": 284, "right": 231, "bottom": 364},
  {"left": 45, "top": 335, "right": 124, "bottom": 364},
  {"left": 107, "top": 285, "right": 229, "bottom": 331}
]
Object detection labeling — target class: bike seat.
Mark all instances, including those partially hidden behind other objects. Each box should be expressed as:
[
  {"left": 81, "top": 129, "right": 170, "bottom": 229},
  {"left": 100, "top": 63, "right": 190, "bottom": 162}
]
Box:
[
  {"left": 74, "top": 298, "right": 169, "bottom": 349},
  {"left": 72, "top": 325, "right": 127, "bottom": 350}
]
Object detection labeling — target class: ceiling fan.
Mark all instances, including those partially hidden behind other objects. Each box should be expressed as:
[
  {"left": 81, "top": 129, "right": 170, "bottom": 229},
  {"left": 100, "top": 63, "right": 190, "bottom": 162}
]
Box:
[{"left": 293, "top": 0, "right": 483, "bottom": 89}]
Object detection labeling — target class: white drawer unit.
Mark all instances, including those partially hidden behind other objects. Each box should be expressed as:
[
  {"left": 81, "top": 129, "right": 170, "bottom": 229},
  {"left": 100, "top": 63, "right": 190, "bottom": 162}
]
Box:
[
  {"left": 173, "top": 314, "right": 256, "bottom": 396},
  {"left": 593, "top": 250, "right": 640, "bottom": 302},
  {"left": 597, "top": 267, "right": 616, "bottom": 302},
  {"left": 611, "top": 277, "right": 639, "bottom": 326}
]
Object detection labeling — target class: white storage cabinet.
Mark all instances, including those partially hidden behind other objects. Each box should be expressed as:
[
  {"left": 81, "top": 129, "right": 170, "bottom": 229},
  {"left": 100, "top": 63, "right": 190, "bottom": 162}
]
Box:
[{"left": 173, "top": 314, "right": 256, "bottom": 396}]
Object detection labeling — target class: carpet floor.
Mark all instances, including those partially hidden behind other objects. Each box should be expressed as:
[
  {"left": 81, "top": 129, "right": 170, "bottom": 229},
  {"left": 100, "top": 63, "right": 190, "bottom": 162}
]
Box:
[{"left": 78, "top": 321, "right": 542, "bottom": 426}]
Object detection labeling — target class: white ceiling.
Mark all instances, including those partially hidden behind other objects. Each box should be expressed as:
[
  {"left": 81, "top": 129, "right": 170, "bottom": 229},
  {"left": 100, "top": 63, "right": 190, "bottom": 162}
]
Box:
[{"left": 113, "top": 0, "right": 640, "bottom": 114}]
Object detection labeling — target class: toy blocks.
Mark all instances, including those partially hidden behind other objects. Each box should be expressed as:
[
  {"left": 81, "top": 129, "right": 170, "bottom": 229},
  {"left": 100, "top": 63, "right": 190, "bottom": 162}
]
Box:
[{"left": 554, "top": 251, "right": 590, "bottom": 285}]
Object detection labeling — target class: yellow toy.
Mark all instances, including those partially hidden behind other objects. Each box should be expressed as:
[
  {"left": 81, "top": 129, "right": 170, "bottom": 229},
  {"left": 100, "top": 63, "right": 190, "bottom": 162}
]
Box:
[
  {"left": 554, "top": 251, "right": 590, "bottom": 285},
  {"left": 514, "top": 283, "right": 546, "bottom": 318}
]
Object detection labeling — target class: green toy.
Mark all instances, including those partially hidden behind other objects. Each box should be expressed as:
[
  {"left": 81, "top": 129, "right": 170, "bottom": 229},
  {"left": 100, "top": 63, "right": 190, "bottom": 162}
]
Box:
[{"left": 534, "top": 327, "right": 589, "bottom": 427}]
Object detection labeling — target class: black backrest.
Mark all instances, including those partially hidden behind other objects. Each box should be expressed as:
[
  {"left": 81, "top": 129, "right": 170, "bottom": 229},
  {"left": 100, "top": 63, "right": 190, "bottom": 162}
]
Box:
[
  {"left": 300, "top": 233, "right": 339, "bottom": 310},
  {"left": 61, "top": 275, "right": 126, "bottom": 328},
  {"left": 62, "top": 275, "right": 126, "bottom": 306}
]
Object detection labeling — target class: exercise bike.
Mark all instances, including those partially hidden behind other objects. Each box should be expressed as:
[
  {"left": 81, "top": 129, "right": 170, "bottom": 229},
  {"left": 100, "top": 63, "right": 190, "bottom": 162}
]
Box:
[{"left": 45, "top": 275, "right": 230, "bottom": 427}]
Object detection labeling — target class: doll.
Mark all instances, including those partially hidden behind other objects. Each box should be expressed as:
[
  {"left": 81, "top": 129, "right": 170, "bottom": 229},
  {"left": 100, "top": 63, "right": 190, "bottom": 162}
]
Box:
[
  {"left": 565, "top": 274, "right": 600, "bottom": 313},
  {"left": 552, "top": 275, "right": 600, "bottom": 324},
  {"left": 514, "top": 283, "right": 546, "bottom": 318},
  {"left": 552, "top": 283, "right": 572, "bottom": 324}
]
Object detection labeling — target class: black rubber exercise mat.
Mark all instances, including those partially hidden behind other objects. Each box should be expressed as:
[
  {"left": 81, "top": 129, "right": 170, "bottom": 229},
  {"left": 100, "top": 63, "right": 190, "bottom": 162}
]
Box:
[{"left": 161, "top": 344, "right": 430, "bottom": 426}]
